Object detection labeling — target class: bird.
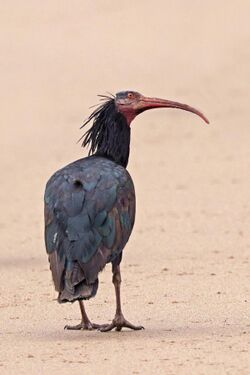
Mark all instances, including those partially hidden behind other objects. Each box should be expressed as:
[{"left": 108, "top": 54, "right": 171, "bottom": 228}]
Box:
[{"left": 44, "top": 90, "right": 209, "bottom": 332}]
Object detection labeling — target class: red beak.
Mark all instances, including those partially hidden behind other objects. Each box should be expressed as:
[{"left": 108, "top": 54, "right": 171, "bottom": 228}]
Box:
[{"left": 139, "top": 96, "right": 209, "bottom": 124}]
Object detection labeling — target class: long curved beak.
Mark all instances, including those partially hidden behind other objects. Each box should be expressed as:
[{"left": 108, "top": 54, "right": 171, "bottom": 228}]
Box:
[{"left": 139, "top": 96, "right": 209, "bottom": 124}]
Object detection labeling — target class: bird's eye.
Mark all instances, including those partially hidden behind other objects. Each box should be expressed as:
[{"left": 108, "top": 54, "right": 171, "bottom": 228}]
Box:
[{"left": 127, "top": 93, "right": 134, "bottom": 99}]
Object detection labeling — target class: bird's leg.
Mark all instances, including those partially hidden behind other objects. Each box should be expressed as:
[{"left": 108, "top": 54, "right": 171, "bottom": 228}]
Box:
[
  {"left": 64, "top": 300, "right": 102, "bottom": 330},
  {"left": 99, "top": 264, "right": 144, "bottom": 332}
]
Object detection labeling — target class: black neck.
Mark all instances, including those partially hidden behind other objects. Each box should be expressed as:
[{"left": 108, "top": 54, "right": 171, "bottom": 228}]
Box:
[
  {"left": 81, "top": 98, "right": 131, "bottom": 168},
  {"left": 95, "top": 112, "right": 130, "bottom": 167}
]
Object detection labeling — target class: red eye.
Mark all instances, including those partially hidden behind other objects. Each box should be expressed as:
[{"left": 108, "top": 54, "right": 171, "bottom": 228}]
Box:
[{"left": 127, "top": 93, "right": 134, "bottom": 99}]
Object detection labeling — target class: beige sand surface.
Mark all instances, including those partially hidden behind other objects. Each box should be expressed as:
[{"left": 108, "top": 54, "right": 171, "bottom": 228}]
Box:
[{"left": 1, "top": 1, "right": 250, "bottom": 374}]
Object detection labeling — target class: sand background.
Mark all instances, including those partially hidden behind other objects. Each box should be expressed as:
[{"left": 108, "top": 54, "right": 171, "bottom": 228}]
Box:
[{"left": 1, "top": 1, "right": 250, "bottom": 374}]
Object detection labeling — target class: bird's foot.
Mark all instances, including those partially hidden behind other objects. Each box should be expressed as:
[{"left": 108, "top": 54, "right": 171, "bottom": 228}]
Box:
[
  {"left": 99, "top": 313, "right": 144, "bottom": 332},
  {"left": 64, "top": 321, "right": 102, "bottom": 331}
]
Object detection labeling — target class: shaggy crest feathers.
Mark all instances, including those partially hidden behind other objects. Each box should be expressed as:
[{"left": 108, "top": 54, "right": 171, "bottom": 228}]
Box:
[{"left": 79, "top": 94, "right": 131, "bottom": 168}]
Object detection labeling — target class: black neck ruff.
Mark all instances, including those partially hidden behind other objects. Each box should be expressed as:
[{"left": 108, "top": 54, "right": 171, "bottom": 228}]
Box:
[{"left": 80, "top": 97, "right": 131, "bottom": 168}]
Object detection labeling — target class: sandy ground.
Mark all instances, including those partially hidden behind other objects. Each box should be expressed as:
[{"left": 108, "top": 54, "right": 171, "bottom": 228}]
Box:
[{"left": 1, "top": 1, "right": 250, "bottom": 374}]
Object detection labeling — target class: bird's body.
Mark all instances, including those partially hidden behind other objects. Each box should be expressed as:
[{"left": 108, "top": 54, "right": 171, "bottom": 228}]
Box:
[
  {"left": 45, "top": 156, "right": 135, "bottom": 303},
  {"left": 44, "top": 90, "right": 208, "bottom": 331}
]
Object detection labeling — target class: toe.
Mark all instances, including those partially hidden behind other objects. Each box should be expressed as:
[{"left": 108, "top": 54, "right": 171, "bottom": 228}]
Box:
[
  {"left": 64, "top": 324, "right": 83, "bottom": 330},
  {"left": 99, "top": 323, "right": 115, "bottom": 332}
]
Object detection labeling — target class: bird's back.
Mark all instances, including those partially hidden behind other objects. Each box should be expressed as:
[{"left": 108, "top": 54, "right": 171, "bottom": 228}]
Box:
[{"left": 44, "top": 156, "right": 135, "bottom": 303}]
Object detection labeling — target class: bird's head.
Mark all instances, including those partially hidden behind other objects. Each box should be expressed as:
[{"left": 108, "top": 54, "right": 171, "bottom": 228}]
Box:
[
  {"left": 115, "top": 90, "right": 209, "bottom": 125},
  {"left": 80, "top": 90, "right": 209, "bottom": 167}
]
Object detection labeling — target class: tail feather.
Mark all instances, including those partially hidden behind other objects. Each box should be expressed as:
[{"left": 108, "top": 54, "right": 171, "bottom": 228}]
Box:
[
  {"left": 57, "top": 259, "right": 99, "bottom": 303},
  {"left": 49, "top": 244, "right": 111, "bottom": 303},
  {"left": 58, "top": 278, "right": 98, "bottom": 303}
]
